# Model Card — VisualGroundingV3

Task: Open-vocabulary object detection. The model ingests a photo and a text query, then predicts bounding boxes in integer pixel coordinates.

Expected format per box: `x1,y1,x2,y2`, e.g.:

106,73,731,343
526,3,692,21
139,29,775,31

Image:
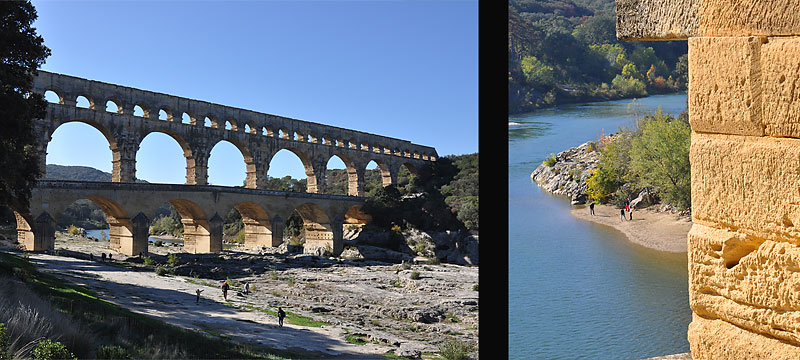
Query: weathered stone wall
618,2,800,358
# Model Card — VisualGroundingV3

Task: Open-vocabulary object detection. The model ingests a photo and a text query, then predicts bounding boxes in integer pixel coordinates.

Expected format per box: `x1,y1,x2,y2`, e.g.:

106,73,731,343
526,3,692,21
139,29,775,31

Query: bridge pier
303,217,345,256
183,217,222,254
15,212,56,252
108,214,150,256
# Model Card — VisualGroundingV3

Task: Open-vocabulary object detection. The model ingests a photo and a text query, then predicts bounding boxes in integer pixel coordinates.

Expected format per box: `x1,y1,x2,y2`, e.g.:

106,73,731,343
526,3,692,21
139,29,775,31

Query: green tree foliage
629,110,691,209
508,0,687,113
30,339,76,360
362,153,478,232
571,13,615,46
263,175,306,192
0,1,51,212
57,199,108,230
586,109,691,210
521,56,555,88
586,132,633,203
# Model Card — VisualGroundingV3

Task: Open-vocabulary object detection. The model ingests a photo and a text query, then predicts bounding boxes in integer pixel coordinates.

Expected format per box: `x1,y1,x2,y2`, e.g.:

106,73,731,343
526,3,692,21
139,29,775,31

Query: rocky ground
0,227,479,359
531,139,601,204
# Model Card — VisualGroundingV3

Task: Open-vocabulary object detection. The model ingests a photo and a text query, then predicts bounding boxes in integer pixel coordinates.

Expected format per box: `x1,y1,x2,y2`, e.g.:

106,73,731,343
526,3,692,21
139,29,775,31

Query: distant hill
45,164,111,182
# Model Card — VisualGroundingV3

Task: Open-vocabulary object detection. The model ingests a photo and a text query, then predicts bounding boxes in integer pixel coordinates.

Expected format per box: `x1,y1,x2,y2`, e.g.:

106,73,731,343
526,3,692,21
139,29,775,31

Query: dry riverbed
0,232,479,359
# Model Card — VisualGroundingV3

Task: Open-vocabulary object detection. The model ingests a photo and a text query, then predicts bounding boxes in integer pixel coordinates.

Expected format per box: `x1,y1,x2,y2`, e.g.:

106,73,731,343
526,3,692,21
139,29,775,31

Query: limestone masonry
618,1,800,358
13,71,437,257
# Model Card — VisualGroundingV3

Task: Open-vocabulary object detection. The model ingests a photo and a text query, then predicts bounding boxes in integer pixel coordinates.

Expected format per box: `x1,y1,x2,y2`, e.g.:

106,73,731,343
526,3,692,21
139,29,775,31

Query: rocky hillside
531,140,600,204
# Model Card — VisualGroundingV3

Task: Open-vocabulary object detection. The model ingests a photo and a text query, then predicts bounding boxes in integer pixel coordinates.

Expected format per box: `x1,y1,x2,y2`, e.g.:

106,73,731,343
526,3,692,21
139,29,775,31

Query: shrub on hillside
31,340,76,360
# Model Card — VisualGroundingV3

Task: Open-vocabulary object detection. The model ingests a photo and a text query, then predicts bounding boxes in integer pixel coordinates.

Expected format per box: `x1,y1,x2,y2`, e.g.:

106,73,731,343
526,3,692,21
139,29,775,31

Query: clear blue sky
36,0,478,186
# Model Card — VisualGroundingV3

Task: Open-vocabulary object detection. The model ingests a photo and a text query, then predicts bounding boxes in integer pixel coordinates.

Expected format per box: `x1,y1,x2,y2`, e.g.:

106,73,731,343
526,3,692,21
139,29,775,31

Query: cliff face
530,141,599,204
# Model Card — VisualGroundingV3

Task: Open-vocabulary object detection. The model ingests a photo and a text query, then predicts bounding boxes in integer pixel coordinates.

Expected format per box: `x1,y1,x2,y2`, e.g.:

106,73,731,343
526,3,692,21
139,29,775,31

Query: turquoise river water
508,93,691,359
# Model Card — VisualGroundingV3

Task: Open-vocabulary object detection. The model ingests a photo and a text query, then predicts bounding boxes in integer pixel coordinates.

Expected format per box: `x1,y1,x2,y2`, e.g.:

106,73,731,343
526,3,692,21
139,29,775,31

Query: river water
508,93,691,359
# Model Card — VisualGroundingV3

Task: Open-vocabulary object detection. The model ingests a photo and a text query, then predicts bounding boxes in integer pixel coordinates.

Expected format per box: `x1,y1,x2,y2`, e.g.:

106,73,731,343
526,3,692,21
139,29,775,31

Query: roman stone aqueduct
12,71,437,257
618,0,800,358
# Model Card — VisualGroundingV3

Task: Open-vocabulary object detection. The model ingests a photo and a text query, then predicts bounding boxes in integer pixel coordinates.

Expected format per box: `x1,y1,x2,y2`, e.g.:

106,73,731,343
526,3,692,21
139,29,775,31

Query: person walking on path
221,281,229,301
589,202,595,216
244,282,250,295
277,307,286,327
196,289,203,304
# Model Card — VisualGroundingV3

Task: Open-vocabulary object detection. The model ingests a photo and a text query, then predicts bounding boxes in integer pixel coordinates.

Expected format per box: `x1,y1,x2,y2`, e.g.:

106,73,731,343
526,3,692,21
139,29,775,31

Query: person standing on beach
589,202,595,216
221,281,229,301
277,307,286,327
620,208,626,222
196,289,203,304
629,207,633,221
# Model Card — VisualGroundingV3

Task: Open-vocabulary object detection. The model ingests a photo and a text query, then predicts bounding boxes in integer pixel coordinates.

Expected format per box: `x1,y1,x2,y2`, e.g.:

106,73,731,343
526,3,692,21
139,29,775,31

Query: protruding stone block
617,0,800,41
689,37,764,136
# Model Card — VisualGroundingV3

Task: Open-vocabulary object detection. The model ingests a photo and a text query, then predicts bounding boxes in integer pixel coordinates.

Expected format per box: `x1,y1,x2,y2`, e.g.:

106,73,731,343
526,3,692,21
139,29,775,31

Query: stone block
690,133,800,241
689,37,764,136
688,224,800,357
688,314,800,360
762,36,800,137
617,0,800,40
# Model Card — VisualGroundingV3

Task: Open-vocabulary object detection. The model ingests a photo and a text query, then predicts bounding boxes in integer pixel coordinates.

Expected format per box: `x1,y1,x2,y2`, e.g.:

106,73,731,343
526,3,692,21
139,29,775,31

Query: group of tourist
587,201,634,221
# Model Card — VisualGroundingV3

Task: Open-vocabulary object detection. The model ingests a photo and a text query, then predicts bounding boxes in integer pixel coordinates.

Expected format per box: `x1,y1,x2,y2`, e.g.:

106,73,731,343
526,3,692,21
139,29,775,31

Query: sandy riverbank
570,204,692,253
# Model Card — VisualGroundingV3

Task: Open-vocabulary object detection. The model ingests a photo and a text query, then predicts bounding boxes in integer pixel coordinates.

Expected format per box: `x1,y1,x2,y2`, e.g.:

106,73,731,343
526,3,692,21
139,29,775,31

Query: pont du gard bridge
13,70,437,257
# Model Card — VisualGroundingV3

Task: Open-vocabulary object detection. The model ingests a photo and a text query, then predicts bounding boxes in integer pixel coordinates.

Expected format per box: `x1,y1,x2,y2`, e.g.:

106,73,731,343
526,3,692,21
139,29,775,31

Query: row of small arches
43,90,435,161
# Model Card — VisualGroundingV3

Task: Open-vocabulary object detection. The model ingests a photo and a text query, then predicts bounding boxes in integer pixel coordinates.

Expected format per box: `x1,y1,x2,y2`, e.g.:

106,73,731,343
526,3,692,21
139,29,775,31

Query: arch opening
159,108,172,121
133,105,146,117
168,199,218,254
208,140,249,187
364,160,390,196
44,90,62,104
52,196,147,256
266,148,311,192
325,154,358,196
106,100,122,114
47,121,116,176
76,95,92,109
137,132,190,184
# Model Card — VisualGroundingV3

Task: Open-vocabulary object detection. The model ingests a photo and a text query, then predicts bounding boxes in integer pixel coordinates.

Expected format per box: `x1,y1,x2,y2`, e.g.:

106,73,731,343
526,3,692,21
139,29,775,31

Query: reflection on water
509,93,691,359
508,121,553,140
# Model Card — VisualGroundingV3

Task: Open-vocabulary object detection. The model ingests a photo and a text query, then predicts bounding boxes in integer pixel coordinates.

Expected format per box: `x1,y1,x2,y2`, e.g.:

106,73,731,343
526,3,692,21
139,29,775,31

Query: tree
629,110,691,209
0,1,51,212
520,56,555,88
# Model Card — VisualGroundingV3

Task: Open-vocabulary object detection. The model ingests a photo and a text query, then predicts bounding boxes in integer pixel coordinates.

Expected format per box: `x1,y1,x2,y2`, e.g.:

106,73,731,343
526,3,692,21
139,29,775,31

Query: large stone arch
292,202,343,255
46,119,118,175
137,130,195,184
168,199,220,254
232,201,278,249
272,146,321,193
328,152,361,196
207,138,265,189
366,158,396,188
